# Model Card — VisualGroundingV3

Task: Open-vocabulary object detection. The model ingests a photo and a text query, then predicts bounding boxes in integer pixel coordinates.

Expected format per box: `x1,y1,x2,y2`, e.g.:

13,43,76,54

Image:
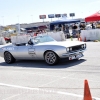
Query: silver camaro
0,35,86,65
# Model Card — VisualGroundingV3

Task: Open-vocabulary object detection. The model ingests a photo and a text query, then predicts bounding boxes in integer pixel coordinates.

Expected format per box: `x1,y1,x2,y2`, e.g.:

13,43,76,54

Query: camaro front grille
68,45,86,53
72,45,82,51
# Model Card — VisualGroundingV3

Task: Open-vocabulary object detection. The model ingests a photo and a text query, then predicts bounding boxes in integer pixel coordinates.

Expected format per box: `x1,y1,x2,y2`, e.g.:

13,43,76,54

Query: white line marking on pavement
2,92,27,100
39,74,74,87
0,82,100,100
23,71,63,78
0,68,63,78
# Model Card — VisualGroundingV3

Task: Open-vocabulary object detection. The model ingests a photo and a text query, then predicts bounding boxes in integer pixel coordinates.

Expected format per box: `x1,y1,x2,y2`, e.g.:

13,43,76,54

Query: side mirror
28,39,33,45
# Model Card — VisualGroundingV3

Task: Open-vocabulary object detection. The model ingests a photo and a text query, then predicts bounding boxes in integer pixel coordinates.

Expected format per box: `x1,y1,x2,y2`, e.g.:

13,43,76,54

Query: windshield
32,35,56,44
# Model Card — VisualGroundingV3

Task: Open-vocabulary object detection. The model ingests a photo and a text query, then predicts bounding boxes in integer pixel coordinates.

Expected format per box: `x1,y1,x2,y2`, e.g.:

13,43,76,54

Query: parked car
0,35,86,65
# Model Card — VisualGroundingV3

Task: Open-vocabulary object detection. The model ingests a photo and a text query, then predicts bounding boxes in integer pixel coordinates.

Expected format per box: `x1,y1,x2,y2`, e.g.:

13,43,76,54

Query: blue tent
50,18,80,25
50,18,80,30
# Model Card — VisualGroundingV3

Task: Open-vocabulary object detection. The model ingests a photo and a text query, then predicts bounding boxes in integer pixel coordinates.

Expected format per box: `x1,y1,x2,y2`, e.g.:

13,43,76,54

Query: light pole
31,15,33,23
16,16,20,34
1,16,4,26
81,12,83,18
17,15,19,23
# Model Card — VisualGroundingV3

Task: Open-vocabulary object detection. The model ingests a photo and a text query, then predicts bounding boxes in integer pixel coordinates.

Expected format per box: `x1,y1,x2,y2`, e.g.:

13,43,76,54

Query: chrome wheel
4,52,15,64
44,51,58,65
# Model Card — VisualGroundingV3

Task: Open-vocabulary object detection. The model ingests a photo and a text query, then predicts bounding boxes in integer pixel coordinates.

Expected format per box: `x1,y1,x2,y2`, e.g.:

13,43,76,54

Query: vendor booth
85,11,100,22
80,11,100,41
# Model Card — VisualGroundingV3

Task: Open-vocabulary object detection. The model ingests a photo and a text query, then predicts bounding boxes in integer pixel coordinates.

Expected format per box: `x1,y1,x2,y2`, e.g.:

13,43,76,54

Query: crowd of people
26,22,99,38
53,22,98,38
33,29,47,36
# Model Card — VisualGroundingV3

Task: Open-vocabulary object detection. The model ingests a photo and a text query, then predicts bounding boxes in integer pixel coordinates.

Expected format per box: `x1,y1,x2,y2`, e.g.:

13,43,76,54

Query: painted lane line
0,82,82,99
0,69,63,78
39,74,74,87
0,82,100,100
22,71,63,78
2,91,27,100
67,77,100,83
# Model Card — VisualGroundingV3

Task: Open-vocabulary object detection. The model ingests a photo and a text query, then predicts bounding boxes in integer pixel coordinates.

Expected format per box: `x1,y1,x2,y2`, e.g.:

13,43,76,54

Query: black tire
4,52,16,64
44,51,59,65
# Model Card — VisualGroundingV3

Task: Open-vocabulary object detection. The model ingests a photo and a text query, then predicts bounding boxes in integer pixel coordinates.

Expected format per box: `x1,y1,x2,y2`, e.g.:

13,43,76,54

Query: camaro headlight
81,45,84,48
69,47,72,51
67,48,69,52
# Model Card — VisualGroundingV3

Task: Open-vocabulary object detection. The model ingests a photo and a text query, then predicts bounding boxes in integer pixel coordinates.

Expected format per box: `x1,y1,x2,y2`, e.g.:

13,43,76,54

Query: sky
0,0,100,26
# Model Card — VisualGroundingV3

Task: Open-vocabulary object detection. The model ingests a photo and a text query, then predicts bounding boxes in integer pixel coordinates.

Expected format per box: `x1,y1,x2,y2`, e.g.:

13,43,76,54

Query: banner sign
62,13,67,17
81,29,100,41
48,14,54,18
39,15,46,19
55,14,61,18
69,13,75,17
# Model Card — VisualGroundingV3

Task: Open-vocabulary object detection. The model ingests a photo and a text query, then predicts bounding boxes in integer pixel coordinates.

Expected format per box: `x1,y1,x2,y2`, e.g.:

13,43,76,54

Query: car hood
0,43,12,48
36,41,85,47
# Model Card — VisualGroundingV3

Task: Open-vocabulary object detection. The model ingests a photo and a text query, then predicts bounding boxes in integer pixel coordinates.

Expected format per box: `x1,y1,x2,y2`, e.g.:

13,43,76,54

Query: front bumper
62,49,85,58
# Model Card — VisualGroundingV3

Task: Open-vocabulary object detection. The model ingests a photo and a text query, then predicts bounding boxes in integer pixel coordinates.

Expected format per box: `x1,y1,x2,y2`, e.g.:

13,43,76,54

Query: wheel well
43,50,59,58
4,51,9,55
4,51,16,64
4,51,14,58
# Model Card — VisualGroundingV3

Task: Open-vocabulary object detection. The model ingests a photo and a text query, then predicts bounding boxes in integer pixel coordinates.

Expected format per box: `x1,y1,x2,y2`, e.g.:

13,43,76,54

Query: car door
28,45,37,59
15,44,37,60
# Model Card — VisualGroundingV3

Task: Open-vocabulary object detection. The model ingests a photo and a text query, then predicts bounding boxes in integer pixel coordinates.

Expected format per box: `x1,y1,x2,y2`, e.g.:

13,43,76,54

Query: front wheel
44,51,59,65
4,52,16,64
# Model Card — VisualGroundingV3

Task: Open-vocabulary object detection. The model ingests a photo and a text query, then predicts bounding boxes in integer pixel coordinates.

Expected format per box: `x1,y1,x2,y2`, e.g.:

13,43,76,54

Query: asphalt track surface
0,42,100,100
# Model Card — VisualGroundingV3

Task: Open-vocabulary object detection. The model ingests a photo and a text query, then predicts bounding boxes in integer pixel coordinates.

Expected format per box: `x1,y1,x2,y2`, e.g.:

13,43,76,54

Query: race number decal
2,47,14,51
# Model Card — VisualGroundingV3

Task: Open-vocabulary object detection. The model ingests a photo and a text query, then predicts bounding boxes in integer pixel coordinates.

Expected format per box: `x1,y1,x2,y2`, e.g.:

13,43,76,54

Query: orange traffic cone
83,80,92,100
84,37,87,42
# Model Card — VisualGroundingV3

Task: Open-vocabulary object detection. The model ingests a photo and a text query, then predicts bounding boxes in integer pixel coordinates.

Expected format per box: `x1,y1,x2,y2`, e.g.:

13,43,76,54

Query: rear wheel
4,52,16,64
44,51,59,65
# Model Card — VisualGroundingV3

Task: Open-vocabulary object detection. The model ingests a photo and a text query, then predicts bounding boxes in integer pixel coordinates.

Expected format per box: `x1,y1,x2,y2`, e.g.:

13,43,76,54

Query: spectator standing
91,23,96,29
72,24,77,37
65,25,70,38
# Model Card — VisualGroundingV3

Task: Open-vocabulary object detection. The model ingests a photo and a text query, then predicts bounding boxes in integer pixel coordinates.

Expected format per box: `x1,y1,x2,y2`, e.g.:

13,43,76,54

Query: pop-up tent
85,11,100,22
50,18,80,25
50,17,80,30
